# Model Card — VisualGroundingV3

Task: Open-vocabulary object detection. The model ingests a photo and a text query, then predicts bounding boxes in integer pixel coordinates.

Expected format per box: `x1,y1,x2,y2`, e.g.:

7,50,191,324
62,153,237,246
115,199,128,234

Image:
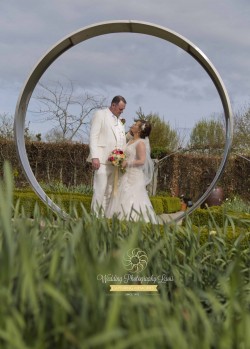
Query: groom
87,95,127,215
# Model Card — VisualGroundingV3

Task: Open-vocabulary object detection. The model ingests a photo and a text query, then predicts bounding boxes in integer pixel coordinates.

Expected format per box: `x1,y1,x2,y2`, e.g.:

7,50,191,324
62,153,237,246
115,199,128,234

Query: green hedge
158,196,181,213
49,193,92,215
184,206,250,229
14,191,92,216
186,206,224,227
14,190,181,216
188,224,250,248
14,191,46,216
13,192,250,248
149,197,164,215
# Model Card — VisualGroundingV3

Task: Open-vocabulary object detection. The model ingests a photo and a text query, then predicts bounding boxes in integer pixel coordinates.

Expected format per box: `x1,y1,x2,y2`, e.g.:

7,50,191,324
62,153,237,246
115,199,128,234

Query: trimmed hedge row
190,225,250,248
13,190,181,216
13,191,250,248
159,196,181,213
186,206,250,228
149,197,164,215
179,206,250,248
14,191,92,217
1,139,250,202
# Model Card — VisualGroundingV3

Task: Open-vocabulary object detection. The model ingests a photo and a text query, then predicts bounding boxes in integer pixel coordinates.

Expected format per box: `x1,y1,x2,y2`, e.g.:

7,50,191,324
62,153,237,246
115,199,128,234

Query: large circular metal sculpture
14,20,233,221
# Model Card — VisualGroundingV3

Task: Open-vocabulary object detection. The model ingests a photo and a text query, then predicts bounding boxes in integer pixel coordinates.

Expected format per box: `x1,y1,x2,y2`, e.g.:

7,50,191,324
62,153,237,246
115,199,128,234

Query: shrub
14,191,47,216
184,206,250,229
149,197,164,215
14,190,183,217
186,206,224,227
159,196,181,213
51,193,92,215
188,224,250,248
14,190,92,216
151,146,168,159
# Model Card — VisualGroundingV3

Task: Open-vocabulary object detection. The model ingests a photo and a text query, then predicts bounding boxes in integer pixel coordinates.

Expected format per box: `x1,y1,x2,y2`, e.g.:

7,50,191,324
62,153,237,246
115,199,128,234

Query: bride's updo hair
137,120,152,139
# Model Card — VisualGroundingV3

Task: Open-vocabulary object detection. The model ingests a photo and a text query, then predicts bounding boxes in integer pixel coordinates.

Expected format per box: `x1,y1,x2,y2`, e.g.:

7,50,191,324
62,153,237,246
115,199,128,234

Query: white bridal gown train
106,139,158,223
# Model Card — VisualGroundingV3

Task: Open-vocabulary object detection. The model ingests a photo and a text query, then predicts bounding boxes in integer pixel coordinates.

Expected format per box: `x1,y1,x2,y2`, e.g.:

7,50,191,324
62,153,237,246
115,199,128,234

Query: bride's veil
143,137,154,186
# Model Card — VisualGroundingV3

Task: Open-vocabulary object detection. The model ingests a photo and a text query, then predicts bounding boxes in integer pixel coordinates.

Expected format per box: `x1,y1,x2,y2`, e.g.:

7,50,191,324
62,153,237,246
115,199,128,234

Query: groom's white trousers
91,164,115,216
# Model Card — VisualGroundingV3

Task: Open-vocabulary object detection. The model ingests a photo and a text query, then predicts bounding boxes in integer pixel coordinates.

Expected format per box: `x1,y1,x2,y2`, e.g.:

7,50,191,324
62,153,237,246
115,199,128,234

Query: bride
106,119,157,223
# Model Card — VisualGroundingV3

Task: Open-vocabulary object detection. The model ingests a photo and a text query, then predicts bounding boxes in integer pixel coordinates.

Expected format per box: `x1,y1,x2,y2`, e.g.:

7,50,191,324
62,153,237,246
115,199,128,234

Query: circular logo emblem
122,248,148,273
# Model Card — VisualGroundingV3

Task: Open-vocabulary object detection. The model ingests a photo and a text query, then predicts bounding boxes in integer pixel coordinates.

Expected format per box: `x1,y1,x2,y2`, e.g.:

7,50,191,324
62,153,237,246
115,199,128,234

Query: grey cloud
1,0,250,126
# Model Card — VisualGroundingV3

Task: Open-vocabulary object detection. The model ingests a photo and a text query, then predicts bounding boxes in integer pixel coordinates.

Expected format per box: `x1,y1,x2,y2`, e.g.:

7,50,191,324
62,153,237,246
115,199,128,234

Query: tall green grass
0,162,250,348
39,181,93,195
222,195,250,214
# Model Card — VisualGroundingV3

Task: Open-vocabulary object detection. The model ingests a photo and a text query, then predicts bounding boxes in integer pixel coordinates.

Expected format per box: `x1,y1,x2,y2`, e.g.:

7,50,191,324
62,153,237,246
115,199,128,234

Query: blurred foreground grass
1,162,250,349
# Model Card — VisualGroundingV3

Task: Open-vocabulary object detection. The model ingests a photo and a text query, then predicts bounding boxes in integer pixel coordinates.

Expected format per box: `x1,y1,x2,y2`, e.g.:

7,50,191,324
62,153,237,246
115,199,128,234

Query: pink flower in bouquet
108,148,126,173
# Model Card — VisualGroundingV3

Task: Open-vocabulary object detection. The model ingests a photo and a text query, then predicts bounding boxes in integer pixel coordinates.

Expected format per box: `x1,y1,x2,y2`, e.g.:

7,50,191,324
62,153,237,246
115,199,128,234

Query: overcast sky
1,0,250,141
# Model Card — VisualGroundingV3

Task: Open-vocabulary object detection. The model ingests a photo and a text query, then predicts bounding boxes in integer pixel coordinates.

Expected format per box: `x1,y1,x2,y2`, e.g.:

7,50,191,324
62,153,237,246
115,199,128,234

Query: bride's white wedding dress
106,139,157,223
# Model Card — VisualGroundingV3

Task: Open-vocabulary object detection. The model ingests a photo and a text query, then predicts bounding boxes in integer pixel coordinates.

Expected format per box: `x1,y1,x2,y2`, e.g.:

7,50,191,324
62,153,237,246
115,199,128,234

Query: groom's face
110,101,126,117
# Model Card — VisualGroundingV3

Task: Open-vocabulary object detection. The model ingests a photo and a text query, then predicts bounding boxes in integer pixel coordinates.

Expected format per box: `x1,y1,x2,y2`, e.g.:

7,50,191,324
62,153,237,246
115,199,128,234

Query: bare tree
0,113,14,139
0,113,39,141
33,80,106,142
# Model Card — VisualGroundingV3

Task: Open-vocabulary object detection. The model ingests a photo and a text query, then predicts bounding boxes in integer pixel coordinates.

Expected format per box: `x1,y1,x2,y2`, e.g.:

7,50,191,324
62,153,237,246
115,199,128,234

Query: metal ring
14,20,233,220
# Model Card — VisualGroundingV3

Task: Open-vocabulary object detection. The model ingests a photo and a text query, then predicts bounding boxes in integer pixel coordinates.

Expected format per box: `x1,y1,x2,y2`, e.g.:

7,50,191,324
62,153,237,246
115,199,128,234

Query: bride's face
130,121,141,136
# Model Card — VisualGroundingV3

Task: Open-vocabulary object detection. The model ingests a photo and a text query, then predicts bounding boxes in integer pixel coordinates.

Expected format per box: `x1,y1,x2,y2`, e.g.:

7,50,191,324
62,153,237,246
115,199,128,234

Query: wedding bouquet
108,148,126,173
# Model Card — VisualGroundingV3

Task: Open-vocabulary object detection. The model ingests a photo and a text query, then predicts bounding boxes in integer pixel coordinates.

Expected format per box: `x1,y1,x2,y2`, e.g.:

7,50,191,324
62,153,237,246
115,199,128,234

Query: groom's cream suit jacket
87,108,126,164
